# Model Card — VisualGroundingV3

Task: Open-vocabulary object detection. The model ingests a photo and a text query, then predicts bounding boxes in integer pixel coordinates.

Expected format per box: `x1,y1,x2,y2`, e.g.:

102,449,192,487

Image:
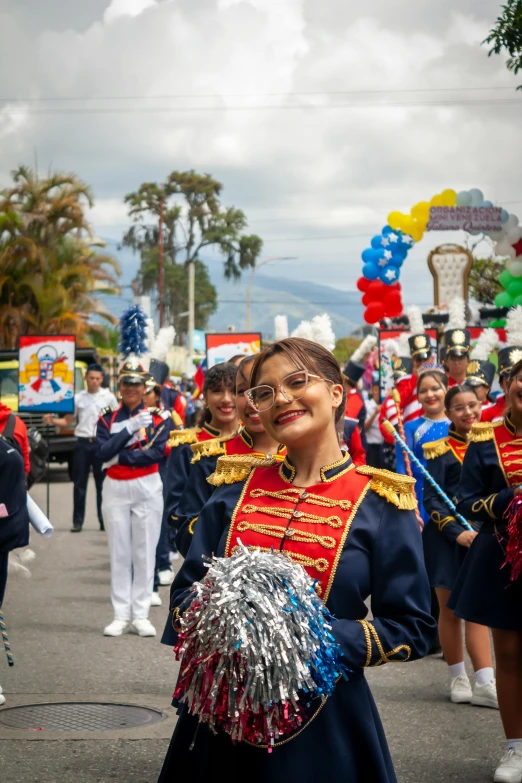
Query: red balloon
513,239,522,257
386,302,403,317
357,276,370,292
364,302,386,324
362,292,374,306
386,291,401,307
368,280,385,294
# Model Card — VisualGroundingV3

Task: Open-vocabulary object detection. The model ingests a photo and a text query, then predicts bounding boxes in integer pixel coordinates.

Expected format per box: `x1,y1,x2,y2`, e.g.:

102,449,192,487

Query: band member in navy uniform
342,358,367,447
423,384,497,708
449,359,522,783
96,359,169,638
156,360,186,426
465,360,496,416
444,328,471,387
482,346,522,424
159,337,436,783
342,416,366,466
173,357,285,558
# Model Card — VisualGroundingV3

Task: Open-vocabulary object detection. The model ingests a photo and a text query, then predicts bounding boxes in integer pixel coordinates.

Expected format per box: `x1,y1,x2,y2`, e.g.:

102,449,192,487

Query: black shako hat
148,358,170,385
342,359,365,383
498,346,522,377
119,358,147,385
408,333,432,360
465,360,496,388
392,356,413,379
444,328,471,357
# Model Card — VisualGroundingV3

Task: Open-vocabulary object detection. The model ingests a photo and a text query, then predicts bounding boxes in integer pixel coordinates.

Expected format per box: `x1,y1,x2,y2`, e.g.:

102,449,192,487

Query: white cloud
104,0,158,23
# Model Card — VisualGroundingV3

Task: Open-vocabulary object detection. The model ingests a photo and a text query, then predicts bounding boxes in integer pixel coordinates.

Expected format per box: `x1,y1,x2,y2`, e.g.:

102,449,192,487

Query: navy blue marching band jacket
422,429,471,591
158,452,436,783
95,403,170,480
448,415,522,630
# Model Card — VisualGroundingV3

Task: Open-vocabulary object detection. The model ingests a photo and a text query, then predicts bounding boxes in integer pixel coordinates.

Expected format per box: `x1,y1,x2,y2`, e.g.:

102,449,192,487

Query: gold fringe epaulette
356,466,417,510
168,428,200,449
191,437,226,462
207,455,278,486
422,438,450,460
469,421,497,443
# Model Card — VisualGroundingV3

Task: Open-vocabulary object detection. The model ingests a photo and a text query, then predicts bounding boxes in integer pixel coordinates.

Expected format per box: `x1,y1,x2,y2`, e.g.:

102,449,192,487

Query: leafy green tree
122,171,263,343
484,0,522,88
333,337,362,366
468,257,505,304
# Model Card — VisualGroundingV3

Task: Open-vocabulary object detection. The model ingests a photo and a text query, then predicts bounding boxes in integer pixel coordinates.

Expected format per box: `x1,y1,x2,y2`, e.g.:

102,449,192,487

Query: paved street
0,471,505,782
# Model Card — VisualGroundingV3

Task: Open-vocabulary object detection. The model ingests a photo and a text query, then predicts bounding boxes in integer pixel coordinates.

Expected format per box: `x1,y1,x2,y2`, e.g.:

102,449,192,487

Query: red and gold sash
224,461,371,601
447,435,468,464
493,420,522,487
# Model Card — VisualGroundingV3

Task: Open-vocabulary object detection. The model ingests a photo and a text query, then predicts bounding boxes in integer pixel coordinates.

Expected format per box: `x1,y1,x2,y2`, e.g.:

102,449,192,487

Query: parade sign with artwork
18,335,76,413
205,332,261,368
378,329,437,401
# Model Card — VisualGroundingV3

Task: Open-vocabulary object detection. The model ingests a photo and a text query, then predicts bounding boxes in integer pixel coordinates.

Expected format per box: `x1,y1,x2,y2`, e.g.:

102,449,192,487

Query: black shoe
70,524,82,533
99,524,105,532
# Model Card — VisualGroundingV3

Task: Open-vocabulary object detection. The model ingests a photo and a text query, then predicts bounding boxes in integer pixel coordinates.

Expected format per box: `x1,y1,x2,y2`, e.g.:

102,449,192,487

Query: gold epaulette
356,465,417,511
191,437,226,462
207,454,278,486
168,428,200,448
469,421,496,443
422,438,450,460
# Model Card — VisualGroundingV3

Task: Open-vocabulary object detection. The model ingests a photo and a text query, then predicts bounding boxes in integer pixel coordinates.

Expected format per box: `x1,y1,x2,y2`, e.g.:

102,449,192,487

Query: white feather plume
382,339,399,357
144,317,155,355
470,328,499,361
291,319,314,341
398,332,410,356
407,306,424,336
310,314,336,352
351,334,377,363
274,315,289,341
151,326,176,361
506,305,522,347
448,297,466,330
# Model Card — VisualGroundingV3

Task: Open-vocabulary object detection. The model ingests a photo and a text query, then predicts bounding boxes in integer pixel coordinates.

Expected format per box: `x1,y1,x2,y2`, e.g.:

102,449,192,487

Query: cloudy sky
0,0,520,312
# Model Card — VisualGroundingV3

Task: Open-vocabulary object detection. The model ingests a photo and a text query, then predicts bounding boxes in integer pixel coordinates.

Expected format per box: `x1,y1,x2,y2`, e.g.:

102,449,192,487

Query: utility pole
158,195,165,327
246,256,297,330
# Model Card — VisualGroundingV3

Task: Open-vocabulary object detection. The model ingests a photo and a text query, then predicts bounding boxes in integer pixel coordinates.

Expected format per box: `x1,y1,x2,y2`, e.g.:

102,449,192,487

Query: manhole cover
0,702,164,732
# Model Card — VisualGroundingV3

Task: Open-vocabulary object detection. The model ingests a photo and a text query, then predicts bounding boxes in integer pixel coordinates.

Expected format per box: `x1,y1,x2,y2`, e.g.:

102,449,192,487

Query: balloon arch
356,188,522,324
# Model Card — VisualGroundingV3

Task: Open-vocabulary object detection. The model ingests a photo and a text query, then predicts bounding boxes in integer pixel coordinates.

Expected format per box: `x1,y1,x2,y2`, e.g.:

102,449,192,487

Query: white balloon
507,226,522,244
506,214,520,230
496,239,513,255
489,229,507,242
507,259,522,276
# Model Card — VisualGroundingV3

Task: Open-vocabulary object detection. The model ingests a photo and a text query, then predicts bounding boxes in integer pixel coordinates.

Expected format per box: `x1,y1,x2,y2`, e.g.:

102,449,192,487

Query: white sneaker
150,592,162,607
103,619,130,637
471,679,499,709
0,685,5,706
450,674,472,703
158,569,174,586
494,749,522,783
131,618,156,637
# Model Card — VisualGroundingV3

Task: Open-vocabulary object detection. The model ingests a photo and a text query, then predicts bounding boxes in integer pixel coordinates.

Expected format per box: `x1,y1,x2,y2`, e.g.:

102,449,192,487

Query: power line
2,98,522,115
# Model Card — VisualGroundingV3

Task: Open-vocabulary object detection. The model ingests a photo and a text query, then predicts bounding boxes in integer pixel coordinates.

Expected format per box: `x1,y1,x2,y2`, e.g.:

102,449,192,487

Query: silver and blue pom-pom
173,543,349,749
118,305,149,357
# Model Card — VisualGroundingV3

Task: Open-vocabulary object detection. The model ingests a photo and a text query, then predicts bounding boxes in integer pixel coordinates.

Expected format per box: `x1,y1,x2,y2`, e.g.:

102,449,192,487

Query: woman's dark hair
508,358,522,382
236,355,256,387
228,354,247,367
196,363,237,426
444,383,479,411
249,337,346,423
416,369,448,394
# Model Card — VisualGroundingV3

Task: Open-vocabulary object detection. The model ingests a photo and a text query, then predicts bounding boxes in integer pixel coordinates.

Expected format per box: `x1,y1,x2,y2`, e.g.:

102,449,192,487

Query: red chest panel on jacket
224,462,371,600
447,436,468,464
494,423,522,487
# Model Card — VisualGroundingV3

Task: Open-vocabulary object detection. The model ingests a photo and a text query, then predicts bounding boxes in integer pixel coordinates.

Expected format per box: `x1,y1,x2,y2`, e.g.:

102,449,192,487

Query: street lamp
246,256,297,330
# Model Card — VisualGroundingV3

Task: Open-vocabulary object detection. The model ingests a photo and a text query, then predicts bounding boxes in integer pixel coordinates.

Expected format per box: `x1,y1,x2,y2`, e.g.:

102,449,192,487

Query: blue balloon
392,244,408,260
382,225,393,235
501,209,509,224
456,190,472,207
380,265,400,285
362,263,380,280
371,235,383,249
389,253,404,267
362,247,376,263
480,200,493,207
469,188,484,206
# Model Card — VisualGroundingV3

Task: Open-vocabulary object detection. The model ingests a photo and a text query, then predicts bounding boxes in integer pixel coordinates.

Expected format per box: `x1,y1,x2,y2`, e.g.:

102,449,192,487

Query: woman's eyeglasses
246,370,330,412
450,402,481,413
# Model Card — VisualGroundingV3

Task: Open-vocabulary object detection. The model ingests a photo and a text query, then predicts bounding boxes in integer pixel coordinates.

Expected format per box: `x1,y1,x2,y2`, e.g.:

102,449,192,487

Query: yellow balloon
441,188,457,207
388,211,403,231
430,194,444,207
399,215,415,234
410,222,424,242
411,201,430,222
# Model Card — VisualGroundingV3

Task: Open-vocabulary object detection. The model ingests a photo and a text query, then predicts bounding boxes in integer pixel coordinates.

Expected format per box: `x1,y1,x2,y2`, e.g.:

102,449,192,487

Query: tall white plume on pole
506,306,522,347
470,329,499,361
310,314,336,352
291,319,314,341
448,297,467,330
351,335,377,363
274,315,289,341
398,332,411,356
407,306,424,336
382,339,399,358
151,326,176,361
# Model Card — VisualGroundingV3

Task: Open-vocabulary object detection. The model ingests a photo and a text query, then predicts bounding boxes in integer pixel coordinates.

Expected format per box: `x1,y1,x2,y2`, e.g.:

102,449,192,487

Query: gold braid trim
207,455,277,486
231,544,329,575
190,438,226,462
422,438,450,460
187,517,198,535
469,421,494,443
242,503,343,529
471,494,497,519
356,466,417,510
430,511,456,531
249,487,352,510
358,619,412,666
168,428,200,448
236,520,336,549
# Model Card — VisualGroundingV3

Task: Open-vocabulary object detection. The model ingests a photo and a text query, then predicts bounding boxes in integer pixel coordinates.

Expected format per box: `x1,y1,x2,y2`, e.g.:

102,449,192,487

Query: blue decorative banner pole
382,420,473,531
0,609,14,666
